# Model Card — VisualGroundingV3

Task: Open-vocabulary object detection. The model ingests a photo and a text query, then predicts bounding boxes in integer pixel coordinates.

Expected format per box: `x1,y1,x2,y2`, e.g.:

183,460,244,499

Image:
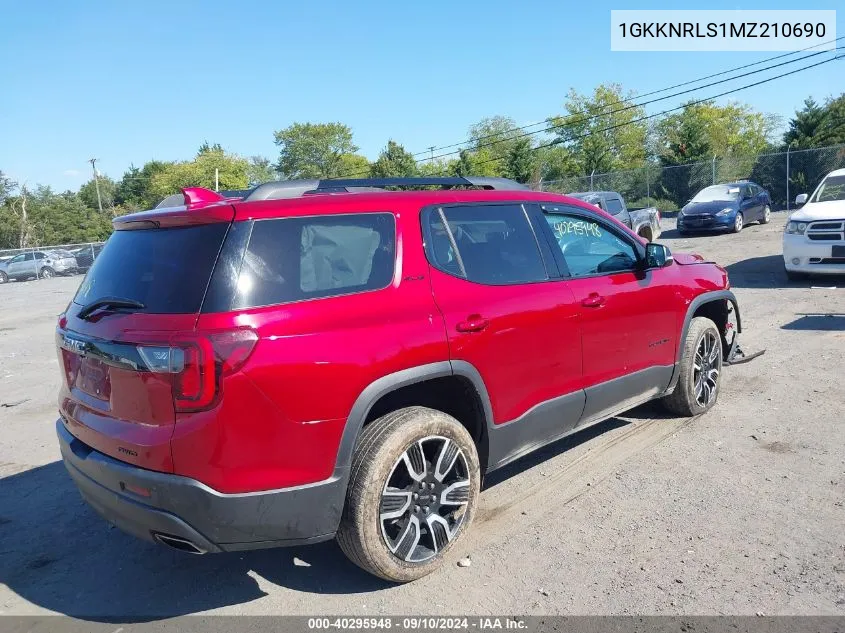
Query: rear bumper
57,420,345,552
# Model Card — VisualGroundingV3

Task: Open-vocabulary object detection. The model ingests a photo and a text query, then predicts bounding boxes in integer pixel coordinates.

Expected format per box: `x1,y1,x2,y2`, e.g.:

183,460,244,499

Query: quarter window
427,204,547,285
233,213,396,308
542,210,639,277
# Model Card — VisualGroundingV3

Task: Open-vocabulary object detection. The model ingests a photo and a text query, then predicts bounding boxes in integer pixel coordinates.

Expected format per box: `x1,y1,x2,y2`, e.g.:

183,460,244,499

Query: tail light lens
135,329,258,413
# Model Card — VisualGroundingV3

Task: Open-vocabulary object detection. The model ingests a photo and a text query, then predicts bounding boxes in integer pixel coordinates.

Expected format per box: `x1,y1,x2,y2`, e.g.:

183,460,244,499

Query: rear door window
233,213,395,309
75,223,230,314
426,204,548,285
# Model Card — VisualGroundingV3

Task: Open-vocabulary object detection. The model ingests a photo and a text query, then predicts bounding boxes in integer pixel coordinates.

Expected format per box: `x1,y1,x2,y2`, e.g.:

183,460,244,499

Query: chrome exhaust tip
153,533,206,555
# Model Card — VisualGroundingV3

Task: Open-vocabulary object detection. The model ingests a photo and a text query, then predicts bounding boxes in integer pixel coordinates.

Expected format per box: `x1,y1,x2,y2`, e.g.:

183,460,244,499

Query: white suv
784,168,845,281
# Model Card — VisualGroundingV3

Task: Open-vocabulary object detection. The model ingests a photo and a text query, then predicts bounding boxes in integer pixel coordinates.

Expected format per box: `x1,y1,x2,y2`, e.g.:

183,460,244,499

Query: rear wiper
78,296,146,320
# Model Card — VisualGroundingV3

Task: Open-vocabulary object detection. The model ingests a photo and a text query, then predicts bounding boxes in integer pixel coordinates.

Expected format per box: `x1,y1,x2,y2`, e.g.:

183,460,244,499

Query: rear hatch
57,210,233,472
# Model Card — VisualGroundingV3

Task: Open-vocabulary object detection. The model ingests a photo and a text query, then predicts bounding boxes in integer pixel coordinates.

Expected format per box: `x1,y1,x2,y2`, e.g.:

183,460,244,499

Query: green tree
79,174,117,211
273,122,358,178
549,84,648,176
114,161,172,211
467,116,523,175
783,95,845,149
247,156,279,186
448,149,499,177
0,170,15,204
369,140,419,177
336,154,370,178
503,137,535,183
148,151,249,202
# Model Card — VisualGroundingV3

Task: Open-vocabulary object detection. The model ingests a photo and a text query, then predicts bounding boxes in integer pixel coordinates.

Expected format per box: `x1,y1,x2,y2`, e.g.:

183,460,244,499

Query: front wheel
732,213,744,233
661,317,723,417
337,407,480,582
760,205,771,224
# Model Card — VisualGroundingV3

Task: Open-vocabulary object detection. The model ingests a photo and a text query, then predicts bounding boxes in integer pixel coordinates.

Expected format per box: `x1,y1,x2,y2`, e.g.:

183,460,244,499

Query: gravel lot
1,213,844,619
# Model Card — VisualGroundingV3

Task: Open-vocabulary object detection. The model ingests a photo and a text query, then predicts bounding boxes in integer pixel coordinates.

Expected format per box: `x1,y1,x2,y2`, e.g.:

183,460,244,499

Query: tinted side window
543,211,638,277
428,204,547,285
605,197,624,215
234,213,395,309
34,252,45,260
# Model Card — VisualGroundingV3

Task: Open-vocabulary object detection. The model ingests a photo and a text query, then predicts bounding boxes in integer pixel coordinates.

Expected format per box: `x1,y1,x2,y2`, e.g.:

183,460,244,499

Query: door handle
581,293,606,308
456,315,489,333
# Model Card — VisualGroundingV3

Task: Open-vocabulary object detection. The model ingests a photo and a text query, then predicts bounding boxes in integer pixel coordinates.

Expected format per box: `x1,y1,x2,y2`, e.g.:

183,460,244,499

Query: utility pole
88,158,103,213
215,168,219,192
428,146,435,162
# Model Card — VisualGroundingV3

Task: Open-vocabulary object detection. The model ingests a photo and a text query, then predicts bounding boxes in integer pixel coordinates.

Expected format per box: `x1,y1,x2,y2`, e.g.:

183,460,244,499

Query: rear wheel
732,213,744,233
760,205,771,224
662,317,723,417
337,406,480,582
40,266,55,279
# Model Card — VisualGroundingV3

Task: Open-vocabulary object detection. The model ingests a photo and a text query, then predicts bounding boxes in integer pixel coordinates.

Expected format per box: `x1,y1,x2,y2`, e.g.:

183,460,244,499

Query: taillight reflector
133,329,258,413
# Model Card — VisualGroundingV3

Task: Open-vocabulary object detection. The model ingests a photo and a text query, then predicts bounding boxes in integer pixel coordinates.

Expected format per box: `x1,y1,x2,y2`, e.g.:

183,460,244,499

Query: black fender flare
666,289,742,393
332,360,495,477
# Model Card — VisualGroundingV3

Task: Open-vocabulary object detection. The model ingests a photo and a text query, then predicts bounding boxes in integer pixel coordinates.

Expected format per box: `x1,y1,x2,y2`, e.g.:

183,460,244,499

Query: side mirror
645,243,673,269
795,193,808,206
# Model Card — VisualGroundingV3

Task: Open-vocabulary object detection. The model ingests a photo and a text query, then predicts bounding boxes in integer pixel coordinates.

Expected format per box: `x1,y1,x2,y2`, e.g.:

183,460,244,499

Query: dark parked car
56,177,742,582
70,243,105,273
677,181,772,234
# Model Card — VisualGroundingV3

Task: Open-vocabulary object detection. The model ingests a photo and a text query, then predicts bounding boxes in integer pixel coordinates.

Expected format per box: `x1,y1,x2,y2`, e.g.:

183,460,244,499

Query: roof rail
243,176,528,202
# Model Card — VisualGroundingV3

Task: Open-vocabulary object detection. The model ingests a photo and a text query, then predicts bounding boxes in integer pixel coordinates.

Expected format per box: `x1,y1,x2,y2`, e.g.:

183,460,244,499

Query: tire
662,317,723,417
337,406,481,582
39,266,55,279
0,271,7,284
732,212,744,233
760,205,771,224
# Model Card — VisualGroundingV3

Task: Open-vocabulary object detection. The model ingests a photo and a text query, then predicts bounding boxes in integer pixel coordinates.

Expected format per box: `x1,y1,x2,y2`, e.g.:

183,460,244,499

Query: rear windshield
74,224,229,314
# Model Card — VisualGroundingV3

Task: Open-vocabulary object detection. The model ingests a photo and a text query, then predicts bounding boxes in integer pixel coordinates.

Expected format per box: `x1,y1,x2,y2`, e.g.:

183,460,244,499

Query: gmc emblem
63,336,88,356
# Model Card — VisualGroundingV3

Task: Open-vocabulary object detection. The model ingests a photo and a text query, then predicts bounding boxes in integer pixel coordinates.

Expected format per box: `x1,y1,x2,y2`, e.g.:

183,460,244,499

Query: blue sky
0,0,842,190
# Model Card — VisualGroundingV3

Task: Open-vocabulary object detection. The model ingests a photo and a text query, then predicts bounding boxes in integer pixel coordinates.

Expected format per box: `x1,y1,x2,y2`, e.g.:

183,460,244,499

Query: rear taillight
135,329,258,413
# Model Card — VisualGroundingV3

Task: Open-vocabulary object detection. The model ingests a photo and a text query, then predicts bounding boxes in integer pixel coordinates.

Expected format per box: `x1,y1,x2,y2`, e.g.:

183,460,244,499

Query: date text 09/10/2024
307,617,528,630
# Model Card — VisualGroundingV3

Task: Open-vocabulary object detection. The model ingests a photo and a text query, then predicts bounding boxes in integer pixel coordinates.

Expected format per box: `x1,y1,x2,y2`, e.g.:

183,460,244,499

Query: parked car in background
677,182,771,235
70,243,105,273
55,177,741,582
0,249,77,283
568,191,662,242
783,168,845,280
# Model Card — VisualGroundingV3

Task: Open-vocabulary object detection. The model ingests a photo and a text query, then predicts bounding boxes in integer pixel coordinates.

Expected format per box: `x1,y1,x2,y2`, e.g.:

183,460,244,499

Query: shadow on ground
782,313,845,331
724,255,845,289
0,405,663,621
0,461,389,621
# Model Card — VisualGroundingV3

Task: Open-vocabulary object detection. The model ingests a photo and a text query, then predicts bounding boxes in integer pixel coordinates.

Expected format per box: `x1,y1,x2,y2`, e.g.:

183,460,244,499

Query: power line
334,49,842,179
468,53,844,171
410,35,845,159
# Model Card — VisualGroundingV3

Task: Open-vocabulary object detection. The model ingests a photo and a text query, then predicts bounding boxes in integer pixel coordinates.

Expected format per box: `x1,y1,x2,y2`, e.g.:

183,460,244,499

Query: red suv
56,177,741,582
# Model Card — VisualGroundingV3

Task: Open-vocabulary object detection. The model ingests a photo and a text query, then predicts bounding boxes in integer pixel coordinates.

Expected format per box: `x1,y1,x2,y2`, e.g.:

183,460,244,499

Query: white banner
611,10,837,52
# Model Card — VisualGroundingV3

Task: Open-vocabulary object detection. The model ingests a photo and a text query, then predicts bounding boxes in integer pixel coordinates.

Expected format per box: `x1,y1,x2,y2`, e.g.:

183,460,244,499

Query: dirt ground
1,213,844,619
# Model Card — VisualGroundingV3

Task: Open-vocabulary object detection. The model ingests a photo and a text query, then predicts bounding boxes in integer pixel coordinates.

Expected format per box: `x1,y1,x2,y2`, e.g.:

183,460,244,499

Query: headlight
786,221,807,234
716,207,734,217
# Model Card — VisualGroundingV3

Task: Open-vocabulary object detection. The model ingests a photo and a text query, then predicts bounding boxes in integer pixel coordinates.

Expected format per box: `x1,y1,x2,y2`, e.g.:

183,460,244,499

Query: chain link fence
537,143,845,212
0,242,105,284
